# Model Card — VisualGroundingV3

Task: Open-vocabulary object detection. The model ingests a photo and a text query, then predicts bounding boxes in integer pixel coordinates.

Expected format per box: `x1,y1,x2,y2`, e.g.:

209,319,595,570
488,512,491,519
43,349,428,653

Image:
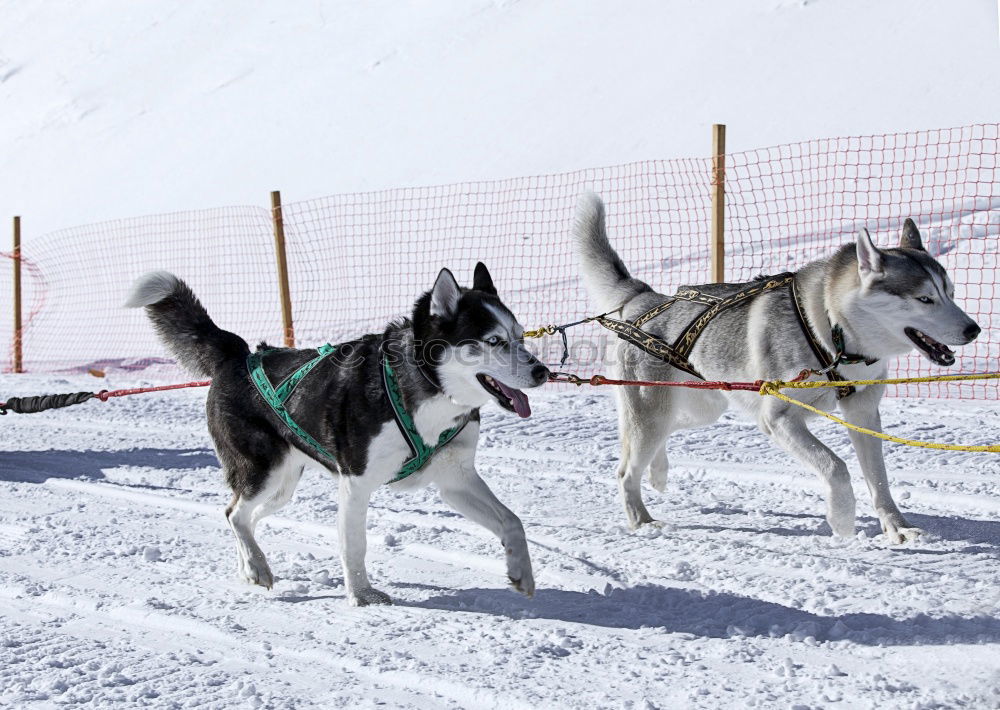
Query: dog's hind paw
826,491,857,538
348,586,392,607
624,503,659,531
627,514,662,531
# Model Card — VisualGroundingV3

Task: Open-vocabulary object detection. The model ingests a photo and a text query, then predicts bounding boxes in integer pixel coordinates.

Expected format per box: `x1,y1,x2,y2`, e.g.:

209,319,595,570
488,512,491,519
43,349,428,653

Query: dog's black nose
531,364,550,383
964,322,981,342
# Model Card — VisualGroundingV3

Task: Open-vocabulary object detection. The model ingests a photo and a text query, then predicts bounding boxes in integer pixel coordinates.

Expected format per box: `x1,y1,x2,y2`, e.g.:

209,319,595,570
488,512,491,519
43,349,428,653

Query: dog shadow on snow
410,509,1000,646
0,448,219,489
410,583,1000,647
685,504,1000,553
895,512,1000,554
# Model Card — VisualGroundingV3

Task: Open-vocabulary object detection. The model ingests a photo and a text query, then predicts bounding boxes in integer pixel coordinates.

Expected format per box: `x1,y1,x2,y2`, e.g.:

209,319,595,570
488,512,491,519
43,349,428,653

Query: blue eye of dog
485,335,504,346
916,296,934,304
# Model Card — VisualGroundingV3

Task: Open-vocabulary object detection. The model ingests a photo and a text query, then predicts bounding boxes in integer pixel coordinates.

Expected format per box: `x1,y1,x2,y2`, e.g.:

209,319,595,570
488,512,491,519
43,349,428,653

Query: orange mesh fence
280,158,712,370
9,207,280,374
4,124,997,399
0,250,45,371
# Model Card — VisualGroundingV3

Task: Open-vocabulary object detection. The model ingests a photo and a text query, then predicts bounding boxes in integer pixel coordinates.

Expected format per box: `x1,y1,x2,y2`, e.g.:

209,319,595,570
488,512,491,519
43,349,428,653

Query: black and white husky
574,193,980,543
126,264,548,605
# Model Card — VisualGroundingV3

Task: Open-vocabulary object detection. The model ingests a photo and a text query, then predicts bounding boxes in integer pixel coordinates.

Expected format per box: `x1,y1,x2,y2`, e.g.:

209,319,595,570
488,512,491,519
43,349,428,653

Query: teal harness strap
248,344,339,466
247,344,467,485
382,355,468,484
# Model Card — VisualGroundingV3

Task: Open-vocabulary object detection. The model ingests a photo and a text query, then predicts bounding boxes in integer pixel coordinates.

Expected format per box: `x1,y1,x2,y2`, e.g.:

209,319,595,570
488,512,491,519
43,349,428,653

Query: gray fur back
573,193,651,312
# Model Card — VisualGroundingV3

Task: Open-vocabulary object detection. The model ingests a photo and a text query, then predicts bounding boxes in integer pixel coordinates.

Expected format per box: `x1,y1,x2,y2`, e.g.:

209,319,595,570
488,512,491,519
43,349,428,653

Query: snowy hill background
1,0,999,236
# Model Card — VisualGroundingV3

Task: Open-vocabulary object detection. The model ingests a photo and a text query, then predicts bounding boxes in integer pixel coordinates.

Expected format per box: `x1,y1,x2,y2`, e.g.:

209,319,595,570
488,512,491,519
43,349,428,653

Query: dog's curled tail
125,271,249,377
572,192,651,312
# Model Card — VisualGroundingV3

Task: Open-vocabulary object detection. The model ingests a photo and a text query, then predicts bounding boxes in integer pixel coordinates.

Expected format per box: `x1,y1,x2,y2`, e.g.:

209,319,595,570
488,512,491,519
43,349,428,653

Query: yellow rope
768,371,1000,390
758,374,1000,452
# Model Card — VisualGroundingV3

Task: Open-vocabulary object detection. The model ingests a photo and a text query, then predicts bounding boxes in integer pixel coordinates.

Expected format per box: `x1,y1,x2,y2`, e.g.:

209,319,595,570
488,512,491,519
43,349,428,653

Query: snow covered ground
2,374,998,708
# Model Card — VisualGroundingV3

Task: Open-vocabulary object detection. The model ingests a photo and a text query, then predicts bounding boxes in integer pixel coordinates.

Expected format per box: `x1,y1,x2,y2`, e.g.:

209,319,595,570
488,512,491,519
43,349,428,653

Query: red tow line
548,372,764,392
2,370,794,415
94,380,211,401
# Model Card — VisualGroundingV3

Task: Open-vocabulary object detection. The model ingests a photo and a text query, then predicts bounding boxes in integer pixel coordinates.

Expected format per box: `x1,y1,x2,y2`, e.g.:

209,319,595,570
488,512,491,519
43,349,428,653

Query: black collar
829,324,878,370
789,276,877,399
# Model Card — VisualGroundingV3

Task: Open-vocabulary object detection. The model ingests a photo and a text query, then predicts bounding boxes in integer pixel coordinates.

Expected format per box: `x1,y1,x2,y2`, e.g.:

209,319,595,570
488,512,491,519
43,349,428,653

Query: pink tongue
495,380,531,418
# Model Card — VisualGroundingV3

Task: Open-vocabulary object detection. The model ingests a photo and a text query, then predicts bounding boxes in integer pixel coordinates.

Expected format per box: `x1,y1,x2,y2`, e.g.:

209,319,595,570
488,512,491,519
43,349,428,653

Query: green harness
247,345,467,484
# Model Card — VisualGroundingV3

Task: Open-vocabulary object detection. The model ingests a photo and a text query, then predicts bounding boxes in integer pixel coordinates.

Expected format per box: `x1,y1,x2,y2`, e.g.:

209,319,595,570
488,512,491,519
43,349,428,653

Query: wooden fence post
711,123,726,283
12,216,23,373
270,191,295,348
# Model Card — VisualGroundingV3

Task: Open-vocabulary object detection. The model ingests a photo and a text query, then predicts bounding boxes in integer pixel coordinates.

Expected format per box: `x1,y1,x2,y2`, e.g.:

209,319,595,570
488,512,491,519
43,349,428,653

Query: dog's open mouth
905,327,956,366
477,374,531,418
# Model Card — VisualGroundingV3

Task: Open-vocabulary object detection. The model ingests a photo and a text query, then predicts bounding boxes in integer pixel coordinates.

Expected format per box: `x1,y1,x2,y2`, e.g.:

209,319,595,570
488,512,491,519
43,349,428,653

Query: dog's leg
227,492,276,589
339,473,390,606
225,460,305,589
437,466,534,597
648,447,669,493
648,389,723,495
616,388,669,529
839,386,921,544
760,402,857,537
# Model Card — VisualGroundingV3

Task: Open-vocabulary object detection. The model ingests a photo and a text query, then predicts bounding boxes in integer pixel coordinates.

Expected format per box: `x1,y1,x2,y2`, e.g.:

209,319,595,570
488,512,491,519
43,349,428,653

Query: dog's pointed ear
430,268,461,318
473,262,497,295
856,228,885,281
899,218,924,251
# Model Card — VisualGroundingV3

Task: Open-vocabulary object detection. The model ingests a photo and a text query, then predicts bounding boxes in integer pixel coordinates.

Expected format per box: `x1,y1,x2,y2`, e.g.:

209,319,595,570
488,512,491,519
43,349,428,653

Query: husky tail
125,271,249,377
572,193,651,312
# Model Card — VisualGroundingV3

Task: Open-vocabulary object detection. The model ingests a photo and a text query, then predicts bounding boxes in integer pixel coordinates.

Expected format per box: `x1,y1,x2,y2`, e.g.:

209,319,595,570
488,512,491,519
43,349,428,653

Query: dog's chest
834,359,887,392
352,396,472,486
410,396,470,444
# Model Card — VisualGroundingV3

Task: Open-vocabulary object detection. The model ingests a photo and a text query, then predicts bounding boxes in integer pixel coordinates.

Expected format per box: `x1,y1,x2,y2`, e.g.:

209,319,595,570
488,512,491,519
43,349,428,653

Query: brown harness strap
630,288,721,328
596,272,859,399
597,274,794,381
671,275,794,360
788,278,855,399
595,315,705,378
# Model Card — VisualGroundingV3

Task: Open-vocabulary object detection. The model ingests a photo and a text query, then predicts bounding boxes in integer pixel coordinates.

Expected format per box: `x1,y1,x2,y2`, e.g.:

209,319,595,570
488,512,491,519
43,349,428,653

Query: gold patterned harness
594,272,861,399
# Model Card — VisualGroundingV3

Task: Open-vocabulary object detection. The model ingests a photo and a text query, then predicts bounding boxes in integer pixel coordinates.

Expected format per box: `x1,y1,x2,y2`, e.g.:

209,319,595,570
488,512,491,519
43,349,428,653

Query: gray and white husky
126,264,548,605
574,193,980,543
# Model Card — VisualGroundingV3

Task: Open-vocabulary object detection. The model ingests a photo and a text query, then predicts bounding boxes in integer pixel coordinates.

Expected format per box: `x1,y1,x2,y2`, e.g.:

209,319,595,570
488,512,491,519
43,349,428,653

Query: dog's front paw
506,549,534,598
508,570,535,598
885,527,923,544
881,514,923,544
239,558,274,590
348,586,392,607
